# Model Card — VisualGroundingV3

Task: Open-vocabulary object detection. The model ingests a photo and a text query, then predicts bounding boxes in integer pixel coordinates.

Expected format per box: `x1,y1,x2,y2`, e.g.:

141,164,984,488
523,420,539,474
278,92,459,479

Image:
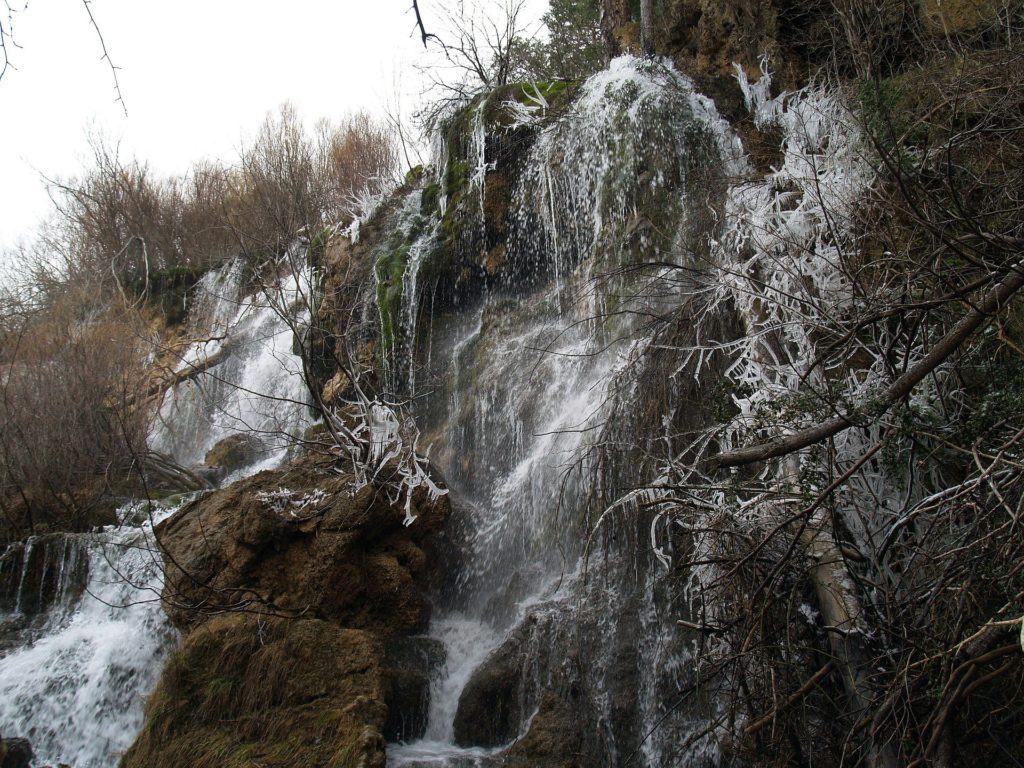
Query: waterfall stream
0,53,871,767
389,57,737,766
0,259,315,766
149,257,314,476
0,518,176,768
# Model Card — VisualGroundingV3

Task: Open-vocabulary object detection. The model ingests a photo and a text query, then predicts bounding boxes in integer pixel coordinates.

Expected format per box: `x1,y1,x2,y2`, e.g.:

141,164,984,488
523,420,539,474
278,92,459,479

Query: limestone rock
156,455,448,635
120,615,388,768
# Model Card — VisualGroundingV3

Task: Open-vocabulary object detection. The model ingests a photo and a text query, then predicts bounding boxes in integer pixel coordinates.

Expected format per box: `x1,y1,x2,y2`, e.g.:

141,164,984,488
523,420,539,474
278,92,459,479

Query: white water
0,55,879,767
0,258,319,765
389,53,873,767
0,515,176,767
389,57,735,766
149,257,313,474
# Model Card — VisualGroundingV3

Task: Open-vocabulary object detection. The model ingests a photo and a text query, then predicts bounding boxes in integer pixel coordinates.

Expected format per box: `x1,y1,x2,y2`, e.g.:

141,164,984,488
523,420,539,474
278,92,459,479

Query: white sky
0,0,545,258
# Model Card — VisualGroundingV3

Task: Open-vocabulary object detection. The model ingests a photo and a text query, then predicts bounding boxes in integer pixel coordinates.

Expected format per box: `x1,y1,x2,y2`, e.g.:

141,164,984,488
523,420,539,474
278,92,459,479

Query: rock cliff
121,454,450,768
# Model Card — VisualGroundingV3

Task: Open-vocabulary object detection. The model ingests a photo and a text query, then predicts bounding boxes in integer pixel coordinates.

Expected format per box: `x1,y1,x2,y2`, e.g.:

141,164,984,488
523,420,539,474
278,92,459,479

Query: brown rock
120,615,388,768
321,370,352,406
126,455,452,765
156,456,449,636
202,433,265,478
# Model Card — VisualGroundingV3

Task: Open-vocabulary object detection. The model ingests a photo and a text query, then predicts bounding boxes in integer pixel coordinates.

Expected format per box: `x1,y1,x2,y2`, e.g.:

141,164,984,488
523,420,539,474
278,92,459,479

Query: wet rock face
659,0,780,74
453,630,529,748
0,535,88,617
126,453,451,767
452,606,593,754
0,736,33,768
383,636,446,742
452,611,597,764
0,536,89,653
157,455,448,635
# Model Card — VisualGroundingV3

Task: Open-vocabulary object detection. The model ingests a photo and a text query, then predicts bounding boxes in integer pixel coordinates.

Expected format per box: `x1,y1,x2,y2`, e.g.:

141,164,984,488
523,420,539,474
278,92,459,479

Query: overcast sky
0,0,545,257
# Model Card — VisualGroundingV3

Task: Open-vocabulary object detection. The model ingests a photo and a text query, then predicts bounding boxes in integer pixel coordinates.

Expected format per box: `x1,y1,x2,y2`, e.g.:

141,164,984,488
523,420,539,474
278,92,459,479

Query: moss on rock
120,615,388,768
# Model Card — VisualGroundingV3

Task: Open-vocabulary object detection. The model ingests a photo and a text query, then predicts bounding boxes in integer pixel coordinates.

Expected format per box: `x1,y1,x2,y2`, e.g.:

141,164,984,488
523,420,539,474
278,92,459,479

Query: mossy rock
120,615,388,768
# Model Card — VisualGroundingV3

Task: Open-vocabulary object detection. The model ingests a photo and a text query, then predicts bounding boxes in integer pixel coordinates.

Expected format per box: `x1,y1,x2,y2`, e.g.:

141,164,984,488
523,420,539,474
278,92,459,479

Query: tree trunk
601,0,635,59
640,0,654,55
801,510,897,768
787,458,896,768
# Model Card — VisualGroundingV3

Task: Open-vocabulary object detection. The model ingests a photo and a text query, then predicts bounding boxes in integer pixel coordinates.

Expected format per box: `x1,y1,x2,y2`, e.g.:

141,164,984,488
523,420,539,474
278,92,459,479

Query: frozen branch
710,262,1024,470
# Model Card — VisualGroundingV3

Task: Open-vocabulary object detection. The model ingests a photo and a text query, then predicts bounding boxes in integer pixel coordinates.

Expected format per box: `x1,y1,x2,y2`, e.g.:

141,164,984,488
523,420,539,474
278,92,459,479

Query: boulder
126,453,452,766
453,608,565,749
202,433,266,479
121,615,388,768
0,736,33,768
156,455,448,635
383,636,446,742
452,632,529,748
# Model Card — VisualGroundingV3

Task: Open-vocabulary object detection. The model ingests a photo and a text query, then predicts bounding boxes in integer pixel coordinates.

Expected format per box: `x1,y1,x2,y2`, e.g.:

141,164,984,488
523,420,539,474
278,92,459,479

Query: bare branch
710,261,1024,470
81,0,127,116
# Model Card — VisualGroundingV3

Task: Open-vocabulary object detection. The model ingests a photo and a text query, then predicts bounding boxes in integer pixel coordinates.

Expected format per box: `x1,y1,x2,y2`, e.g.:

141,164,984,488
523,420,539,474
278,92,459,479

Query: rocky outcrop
0,736,32,768
201,433,266,481
156,455,447,634
123,454,450,767
122,615,389,768
0,535,89,652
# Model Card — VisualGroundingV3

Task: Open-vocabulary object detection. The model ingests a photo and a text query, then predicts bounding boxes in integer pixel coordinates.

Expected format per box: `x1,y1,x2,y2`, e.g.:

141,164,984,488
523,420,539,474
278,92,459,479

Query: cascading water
0,52,876,767
387,57,740,766
0,515,176,768
0,257,318,765
149,256,314,476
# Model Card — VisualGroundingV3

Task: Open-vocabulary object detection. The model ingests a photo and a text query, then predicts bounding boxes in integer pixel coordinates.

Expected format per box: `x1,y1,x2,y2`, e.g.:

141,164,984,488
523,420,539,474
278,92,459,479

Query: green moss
484,80,578,131
405,164,426,185
421,183,441,216
444,159,471,202
501,80,572,107
374,244,411,359
308,225,333,271
122,617,386,768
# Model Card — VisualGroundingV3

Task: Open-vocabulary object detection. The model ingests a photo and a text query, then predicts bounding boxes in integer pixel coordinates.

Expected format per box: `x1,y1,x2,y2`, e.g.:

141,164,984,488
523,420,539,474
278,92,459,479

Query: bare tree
413,0,536,125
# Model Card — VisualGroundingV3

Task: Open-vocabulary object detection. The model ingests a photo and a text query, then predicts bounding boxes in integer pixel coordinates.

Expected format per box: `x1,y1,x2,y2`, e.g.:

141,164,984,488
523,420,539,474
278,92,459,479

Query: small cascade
389,57,736,765
0,251,323,765
0,534,88,623
0,514,178,768
148,256,314,477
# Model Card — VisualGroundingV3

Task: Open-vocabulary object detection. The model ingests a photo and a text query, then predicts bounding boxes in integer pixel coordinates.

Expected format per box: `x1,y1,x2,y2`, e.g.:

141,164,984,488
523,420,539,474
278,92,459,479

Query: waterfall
0,256,318,765
388,57,736,766
148,256,314,477
0,515,176,768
